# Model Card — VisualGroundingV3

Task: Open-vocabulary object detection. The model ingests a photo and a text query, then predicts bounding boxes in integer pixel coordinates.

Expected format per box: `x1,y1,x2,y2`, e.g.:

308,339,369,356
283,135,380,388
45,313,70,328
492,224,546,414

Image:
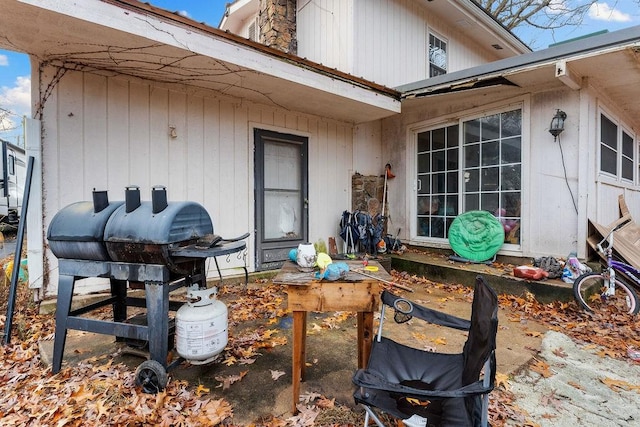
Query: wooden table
273,259,390,413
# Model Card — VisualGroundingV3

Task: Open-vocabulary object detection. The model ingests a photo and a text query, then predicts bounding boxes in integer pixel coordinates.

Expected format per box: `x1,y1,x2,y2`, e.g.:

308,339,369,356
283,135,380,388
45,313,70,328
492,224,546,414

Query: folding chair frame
353,276,497,427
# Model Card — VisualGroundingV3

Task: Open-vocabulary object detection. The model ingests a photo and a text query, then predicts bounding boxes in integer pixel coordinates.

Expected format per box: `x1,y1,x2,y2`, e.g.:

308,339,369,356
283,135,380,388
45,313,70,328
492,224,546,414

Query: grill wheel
135,359,168,393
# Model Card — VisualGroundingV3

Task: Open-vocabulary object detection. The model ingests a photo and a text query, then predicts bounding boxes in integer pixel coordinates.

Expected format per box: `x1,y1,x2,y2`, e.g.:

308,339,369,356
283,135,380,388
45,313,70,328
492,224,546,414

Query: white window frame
598,109,637,185
428,31,448,78
408,101,527,253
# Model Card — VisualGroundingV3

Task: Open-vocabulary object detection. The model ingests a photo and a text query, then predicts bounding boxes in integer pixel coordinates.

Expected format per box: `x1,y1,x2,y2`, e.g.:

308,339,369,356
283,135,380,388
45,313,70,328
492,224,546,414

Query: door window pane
501,165,521,191
463,108,522,245
416,124,459,239
464,120,480,144
502,109,522,137
501,137,521,164
481,115,500,141
264,141,302,240
465,145,480,167
481,141,499,166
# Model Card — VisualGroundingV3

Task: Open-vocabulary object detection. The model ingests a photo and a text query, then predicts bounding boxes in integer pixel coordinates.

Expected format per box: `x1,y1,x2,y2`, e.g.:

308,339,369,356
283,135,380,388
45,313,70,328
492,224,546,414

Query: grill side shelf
169,240,246,259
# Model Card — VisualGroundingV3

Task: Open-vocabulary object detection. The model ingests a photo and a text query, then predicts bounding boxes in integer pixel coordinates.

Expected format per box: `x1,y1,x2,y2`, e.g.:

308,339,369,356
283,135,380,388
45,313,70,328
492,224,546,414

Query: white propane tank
175,288,228,364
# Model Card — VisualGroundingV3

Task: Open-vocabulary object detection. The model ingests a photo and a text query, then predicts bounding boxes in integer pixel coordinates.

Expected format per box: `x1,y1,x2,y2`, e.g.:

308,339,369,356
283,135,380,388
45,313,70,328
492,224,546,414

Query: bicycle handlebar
597,219,631,254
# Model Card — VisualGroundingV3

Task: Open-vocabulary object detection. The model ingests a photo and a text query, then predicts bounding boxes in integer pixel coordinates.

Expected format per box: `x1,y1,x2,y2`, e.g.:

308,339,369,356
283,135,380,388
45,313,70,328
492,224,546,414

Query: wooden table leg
357,311,374,369
292,310,307,413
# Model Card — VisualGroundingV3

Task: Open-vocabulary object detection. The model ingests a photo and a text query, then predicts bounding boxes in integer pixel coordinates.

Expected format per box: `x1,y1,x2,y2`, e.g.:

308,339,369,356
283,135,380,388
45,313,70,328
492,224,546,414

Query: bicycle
573,220,640,315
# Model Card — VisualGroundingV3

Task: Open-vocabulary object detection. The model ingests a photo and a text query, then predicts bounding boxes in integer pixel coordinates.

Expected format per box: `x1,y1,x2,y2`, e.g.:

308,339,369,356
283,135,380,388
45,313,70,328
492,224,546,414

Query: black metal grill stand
52,240,247,374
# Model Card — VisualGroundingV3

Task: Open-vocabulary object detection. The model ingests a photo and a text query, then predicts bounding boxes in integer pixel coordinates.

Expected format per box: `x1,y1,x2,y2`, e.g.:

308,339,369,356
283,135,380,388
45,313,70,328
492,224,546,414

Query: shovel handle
353,268,414,292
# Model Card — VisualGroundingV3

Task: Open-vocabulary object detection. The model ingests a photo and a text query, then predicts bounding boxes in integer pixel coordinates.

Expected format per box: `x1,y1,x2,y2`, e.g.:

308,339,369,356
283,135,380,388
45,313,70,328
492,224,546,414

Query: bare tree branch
477,0,599,31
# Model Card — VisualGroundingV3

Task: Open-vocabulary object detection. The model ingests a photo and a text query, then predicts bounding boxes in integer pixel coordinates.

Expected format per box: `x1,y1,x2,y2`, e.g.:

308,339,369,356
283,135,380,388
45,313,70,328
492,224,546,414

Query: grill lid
103,201,213,245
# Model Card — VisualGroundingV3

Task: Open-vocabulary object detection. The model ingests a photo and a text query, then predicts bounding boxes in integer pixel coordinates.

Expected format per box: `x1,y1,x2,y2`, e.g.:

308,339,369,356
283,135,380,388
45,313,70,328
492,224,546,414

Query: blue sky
1,0,639,143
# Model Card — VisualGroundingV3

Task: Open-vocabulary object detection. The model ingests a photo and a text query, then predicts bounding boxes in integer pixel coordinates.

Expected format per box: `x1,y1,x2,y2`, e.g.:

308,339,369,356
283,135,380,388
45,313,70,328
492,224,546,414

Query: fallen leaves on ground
2,255,640,426
600,377,640,393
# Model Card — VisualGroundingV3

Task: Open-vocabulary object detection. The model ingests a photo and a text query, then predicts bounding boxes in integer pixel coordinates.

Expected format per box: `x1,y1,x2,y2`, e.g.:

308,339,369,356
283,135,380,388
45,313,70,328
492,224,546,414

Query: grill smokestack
92,189,109,213
152,185,168,214
125,186,141,213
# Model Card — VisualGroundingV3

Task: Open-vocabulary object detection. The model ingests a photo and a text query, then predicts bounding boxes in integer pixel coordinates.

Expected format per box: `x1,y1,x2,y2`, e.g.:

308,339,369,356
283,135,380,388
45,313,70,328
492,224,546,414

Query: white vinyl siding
296,0,502,88
40,65,355,294
297,0,354,75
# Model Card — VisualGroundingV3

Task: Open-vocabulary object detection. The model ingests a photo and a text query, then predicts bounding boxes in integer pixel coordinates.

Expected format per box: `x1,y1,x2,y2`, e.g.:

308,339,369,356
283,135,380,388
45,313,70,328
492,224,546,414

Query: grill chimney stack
92,189,109,213
125,186,141,213
152,185,168,214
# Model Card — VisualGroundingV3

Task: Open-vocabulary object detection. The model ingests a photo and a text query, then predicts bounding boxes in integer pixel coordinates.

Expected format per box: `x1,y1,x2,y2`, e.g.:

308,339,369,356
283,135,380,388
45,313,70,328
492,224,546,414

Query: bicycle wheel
573,272,640,314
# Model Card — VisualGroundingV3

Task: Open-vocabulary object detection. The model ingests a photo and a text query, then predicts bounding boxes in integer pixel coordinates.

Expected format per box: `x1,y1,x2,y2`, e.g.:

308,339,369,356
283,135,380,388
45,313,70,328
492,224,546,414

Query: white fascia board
22,0,400,114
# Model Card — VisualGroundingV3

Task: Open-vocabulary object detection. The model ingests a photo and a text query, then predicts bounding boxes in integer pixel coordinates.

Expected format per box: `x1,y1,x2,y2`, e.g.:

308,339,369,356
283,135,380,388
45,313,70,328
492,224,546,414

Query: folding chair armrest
221,232,250,242
353,369,493,400
381,290,471,331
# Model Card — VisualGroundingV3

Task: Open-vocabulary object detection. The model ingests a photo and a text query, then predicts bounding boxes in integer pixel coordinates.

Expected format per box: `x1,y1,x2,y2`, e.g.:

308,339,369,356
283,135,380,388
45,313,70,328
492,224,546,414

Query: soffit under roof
0,0,400,124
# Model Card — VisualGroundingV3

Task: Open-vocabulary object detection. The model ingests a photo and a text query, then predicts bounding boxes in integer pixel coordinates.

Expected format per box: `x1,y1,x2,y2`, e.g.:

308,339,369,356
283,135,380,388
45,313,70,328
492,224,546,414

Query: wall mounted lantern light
549,109,567,141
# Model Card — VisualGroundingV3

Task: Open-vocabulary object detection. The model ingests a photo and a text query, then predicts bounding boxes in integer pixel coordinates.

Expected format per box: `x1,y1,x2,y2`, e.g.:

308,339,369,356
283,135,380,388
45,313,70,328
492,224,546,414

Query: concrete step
390,250,574,304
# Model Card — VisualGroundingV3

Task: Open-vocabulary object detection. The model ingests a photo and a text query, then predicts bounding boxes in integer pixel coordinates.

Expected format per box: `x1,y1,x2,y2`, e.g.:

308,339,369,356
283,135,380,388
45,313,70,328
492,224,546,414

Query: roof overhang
426,0,530,57
0,0,400,124
399,26,640,122
218,0,258,31
219,0,531,59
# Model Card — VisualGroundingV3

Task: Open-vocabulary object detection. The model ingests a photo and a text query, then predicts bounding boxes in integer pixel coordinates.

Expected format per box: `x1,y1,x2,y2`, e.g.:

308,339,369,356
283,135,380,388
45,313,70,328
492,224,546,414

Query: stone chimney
259,0,297,54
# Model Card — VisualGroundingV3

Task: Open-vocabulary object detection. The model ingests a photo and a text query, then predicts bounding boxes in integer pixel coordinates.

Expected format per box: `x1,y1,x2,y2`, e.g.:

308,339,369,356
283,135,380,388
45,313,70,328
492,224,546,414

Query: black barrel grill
48,186,248,389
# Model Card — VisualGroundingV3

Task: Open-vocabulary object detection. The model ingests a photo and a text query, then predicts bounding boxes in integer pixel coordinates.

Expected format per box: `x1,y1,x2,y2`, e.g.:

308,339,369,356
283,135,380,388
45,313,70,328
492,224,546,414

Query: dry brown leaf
315,396,335,408
215,370,248,390
495,372,510,390
530,359,553,378
431,337,447,346
223,356,237,366
568,381,583,390
411,332,428,341
195,384,210,396
552,348,568,358
600,377,640,393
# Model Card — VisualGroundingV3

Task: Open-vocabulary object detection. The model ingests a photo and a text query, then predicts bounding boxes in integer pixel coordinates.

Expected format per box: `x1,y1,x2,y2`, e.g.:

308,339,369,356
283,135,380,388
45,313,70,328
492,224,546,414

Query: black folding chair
352,275,498,427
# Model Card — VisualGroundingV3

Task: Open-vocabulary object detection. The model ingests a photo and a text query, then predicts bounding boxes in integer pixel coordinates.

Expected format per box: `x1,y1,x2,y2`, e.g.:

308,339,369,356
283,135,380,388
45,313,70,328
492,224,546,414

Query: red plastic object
513,266,548,280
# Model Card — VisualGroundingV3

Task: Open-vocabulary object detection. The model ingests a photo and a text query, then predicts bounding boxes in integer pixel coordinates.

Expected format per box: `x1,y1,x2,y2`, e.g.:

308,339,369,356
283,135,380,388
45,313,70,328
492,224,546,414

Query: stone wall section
352,173,385,216
259,0,297,54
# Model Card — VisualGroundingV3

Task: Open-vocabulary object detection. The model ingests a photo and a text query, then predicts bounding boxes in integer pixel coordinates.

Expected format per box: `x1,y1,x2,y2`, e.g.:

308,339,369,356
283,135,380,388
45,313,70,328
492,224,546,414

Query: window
416,125,459,238
248,17,259,42
7,154,15,175
463,110,522,244
428,33,447,77
415,108,522,245
599,112,636,182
